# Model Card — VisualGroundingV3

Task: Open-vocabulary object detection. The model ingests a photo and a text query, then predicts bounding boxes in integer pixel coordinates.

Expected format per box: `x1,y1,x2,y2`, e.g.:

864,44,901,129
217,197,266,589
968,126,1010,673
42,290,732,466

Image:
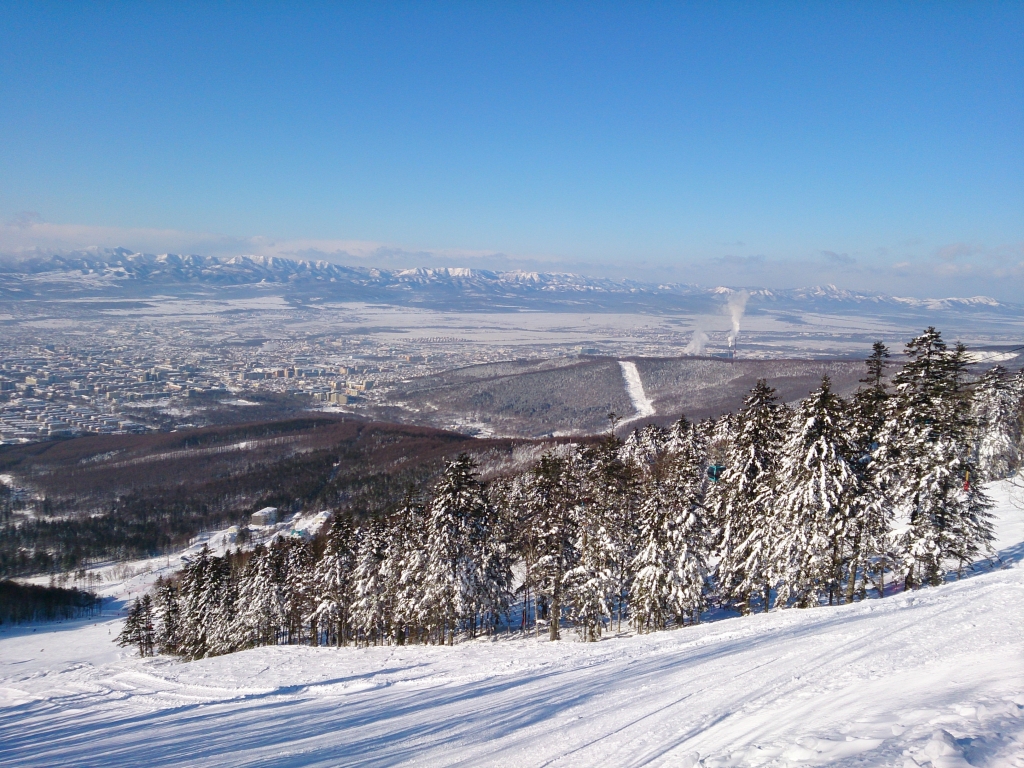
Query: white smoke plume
726,289,750,348
683,327,709,355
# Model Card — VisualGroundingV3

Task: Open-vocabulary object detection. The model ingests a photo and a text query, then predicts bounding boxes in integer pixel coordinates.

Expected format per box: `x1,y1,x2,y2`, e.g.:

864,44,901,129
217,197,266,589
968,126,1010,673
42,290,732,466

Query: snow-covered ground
2,481,1023,767
619,360,656,425
16,509,331,598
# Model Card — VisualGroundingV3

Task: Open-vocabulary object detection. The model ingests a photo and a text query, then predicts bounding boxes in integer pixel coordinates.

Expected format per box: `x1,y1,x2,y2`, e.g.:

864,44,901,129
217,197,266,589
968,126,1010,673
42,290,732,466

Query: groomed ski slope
619,360,656,424
1,481,1023,767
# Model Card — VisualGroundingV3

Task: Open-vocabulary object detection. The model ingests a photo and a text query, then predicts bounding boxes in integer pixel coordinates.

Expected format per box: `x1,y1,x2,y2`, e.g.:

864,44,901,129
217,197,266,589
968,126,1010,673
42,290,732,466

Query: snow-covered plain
2,481,1023,767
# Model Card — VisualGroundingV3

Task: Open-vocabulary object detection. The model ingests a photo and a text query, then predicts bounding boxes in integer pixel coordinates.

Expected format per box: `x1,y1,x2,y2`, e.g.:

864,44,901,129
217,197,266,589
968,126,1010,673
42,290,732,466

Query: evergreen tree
380,495,427,644
153,577,181,655
137,593,156,656
564,439,630,641
234,544,286,650
524,449,582,641
284,539,315,644
620,424,668,474
714,380,788,613
972,365,1023,480
773,377,860,608
177,546,219,659
351,519,388,645
117,594,156,656
205,554,238,656
420,454,493,644
853,341,891,447
664,418,712,625
117,597,142,654
310,516,357,646
848,342,896,601
630,426,708,632
875,328,994,587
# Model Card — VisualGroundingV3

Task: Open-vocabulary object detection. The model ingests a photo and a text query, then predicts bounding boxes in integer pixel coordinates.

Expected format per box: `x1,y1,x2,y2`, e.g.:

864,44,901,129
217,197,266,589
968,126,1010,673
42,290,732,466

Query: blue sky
1,2,1021,298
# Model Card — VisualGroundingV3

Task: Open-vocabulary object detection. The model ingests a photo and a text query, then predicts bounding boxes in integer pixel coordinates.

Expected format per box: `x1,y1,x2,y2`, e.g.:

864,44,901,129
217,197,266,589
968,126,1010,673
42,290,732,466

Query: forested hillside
0,418,543,576
118,328,1024,659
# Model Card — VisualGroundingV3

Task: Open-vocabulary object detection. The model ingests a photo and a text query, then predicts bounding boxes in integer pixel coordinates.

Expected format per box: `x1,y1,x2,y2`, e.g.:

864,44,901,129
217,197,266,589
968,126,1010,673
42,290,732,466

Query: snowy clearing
2,480,1023,767
619,360,656,423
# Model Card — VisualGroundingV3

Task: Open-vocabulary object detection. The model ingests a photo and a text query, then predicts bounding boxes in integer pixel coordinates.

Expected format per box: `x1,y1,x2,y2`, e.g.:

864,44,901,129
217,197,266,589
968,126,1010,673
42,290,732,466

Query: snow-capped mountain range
1,248,1018,314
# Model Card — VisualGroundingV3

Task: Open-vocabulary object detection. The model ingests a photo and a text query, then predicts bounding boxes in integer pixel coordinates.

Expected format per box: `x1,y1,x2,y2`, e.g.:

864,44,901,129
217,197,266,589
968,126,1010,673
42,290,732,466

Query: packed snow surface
2,481,1023,767
619,360,656,423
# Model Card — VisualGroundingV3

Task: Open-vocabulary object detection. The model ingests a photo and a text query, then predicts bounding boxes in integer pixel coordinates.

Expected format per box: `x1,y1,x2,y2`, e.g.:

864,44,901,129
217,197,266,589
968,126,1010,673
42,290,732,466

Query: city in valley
3,252,1022,444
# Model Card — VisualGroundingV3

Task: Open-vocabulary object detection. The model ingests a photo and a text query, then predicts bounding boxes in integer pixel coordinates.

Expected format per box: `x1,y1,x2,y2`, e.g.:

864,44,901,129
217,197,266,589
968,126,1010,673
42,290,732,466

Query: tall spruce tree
875,328,994,587
714,380,788,613
352,519,388,645
525,449,583,641
420,454,492,644
153,577,181,655
379,496,427,645
117,595,155,657
631,420,709,631
564,438,631,641
853,341,891,445
848,342,896,601
773,377,860,608
177,546,219,659
285,540,315,645
310,516,357,647
234,544,286,650
972,365,1023,480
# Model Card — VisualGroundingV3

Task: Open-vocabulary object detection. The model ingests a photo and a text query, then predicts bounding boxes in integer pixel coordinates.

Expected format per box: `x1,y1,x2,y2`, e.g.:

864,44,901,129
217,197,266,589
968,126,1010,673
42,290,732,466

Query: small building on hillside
251,506,278,526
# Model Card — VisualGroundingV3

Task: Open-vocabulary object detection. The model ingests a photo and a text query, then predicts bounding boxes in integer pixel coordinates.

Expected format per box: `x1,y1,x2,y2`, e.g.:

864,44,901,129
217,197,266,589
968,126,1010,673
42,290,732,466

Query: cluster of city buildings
0,336,442,445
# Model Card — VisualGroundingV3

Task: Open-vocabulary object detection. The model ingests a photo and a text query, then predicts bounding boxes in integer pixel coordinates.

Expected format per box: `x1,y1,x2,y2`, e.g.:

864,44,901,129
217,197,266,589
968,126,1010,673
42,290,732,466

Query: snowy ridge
2,249,1020,314
1,480,1022,767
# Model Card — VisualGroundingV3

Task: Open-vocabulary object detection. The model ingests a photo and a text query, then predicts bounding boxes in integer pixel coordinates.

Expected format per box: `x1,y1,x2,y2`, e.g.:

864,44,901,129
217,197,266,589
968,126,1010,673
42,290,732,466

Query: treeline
118,328,1023,658
0,580,102,624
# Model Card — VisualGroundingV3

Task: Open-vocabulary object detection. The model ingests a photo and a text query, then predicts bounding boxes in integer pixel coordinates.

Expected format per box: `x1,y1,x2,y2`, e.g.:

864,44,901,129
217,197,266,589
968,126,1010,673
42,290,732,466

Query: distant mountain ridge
1,248,1017,314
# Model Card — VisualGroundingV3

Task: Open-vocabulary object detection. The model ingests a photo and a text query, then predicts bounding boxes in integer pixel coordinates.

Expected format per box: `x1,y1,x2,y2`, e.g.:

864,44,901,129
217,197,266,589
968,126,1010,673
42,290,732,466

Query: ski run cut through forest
2,327,1024,767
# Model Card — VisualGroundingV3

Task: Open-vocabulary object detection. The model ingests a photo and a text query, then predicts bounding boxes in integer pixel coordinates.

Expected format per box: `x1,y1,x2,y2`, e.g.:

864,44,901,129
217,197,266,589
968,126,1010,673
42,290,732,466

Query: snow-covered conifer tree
773,376,860,608
972,365,1023,480
152,577,181,655
351,519,388,645
420,454,492,644
117,596,155,657
310,516,357,646
631,419,710,630
620,424,667,474
563,439,628,641
204,554,237,656
524,449,581,641
875,328,994,587
846,342,897,601
234,544,286,650
284,540,315,644
714,380,788,613
378,496,427,644
177,546,217,659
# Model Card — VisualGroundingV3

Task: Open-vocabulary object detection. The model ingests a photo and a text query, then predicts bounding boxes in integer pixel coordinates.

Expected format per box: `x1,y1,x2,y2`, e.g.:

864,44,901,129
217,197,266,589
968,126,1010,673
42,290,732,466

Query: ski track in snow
619,360,655,424
2,481,1024,767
